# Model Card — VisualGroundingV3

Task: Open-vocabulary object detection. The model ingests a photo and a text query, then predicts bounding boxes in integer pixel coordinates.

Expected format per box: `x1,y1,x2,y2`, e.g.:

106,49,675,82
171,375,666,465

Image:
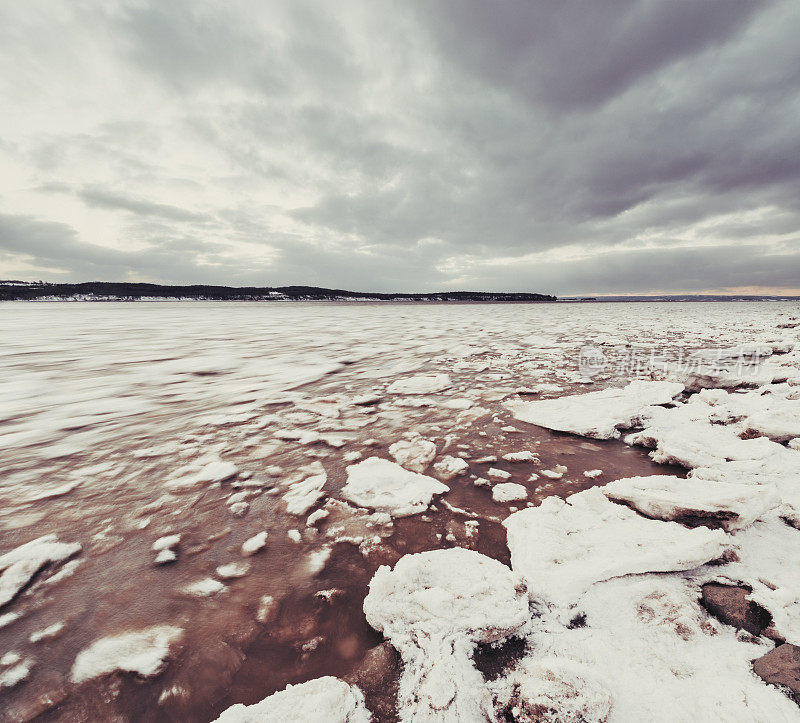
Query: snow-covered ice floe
0,535,82,608
504,380,684,439
363,548,528,722
602,475,780,532
70,625,184,683
213,676,371,722
503,488,731,605
341,457,448,517
387,374,452,395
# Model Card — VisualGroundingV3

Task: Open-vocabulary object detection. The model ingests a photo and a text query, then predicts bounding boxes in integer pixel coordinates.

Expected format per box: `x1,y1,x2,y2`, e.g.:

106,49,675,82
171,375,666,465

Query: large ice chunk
341,457,448,517
70,625,184,683
504,381,684,439
602,475,779,532
363,548,529,722
214,676,371,723
504,488,731,604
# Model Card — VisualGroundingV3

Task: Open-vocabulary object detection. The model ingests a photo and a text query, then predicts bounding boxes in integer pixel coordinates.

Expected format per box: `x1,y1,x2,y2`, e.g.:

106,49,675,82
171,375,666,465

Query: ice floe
341,457,448,517
0,534,82,608
389,437,437,473
492,483,528,503
602,475,780,531
505,380,684,439
387,374,452,395
282,461,327,515
70,625,184,683
214,676,371,723
363,548,528,721
504,488,731,605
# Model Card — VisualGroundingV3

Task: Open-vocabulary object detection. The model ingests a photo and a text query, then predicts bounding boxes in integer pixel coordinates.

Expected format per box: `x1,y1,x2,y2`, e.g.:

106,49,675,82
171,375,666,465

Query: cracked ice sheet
213,677,371,723
602,475,780,532
508,575,798,722
363,548,529,722
341,457,448,517
504,381,684,439
504,488,731,606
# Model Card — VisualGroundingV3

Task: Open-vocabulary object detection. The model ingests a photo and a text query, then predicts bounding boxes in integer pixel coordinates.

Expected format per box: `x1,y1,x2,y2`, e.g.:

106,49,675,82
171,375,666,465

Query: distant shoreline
2,281,798,303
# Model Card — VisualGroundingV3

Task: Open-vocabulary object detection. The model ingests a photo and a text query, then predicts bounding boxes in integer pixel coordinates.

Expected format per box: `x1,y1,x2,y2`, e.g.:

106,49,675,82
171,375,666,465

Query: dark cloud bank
1,0,799,294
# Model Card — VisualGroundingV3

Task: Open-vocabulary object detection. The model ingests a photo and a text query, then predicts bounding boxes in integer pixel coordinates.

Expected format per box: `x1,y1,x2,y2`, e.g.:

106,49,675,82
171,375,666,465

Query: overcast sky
1,0,799,295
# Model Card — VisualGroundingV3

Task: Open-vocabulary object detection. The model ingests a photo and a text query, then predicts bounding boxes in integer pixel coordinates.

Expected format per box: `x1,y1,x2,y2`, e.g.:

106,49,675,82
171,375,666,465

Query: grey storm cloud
0,0,799,294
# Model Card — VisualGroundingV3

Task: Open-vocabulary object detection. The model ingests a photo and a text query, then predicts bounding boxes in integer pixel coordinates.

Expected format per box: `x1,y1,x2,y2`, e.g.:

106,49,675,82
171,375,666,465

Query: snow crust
341,457,448,517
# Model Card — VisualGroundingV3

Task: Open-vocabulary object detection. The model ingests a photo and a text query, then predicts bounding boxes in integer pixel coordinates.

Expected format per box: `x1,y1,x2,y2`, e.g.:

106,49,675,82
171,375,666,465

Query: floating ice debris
0,651,21,666
389,437,437,473
283,462,327,515
540,469,563,480
256,594,277,624
387,374,452,395
241,532,268,556
216,562,250,580
0,611,21,629
505,380,684,439
432,455,469,480
602,475,779,532
152,535,181,552
305,546,332,575
363,548,529,721
492,483,528,503
29,620,65,642
583,469,603,478
166,458,237,489
287,529,302,543
307,508,330,527
181,578,225,597
154,549,177,565
0,535,82,608
213,676,371,723
474,455,497,464
273,428,321,444
504,488,731,604
70,625,184,683
487,468,511,481
502,451,537,462
0,658,33,689
342,457,448,517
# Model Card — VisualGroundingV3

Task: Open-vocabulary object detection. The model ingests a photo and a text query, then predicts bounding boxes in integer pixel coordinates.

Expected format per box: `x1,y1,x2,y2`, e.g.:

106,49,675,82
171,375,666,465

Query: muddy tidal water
0,300,795,721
